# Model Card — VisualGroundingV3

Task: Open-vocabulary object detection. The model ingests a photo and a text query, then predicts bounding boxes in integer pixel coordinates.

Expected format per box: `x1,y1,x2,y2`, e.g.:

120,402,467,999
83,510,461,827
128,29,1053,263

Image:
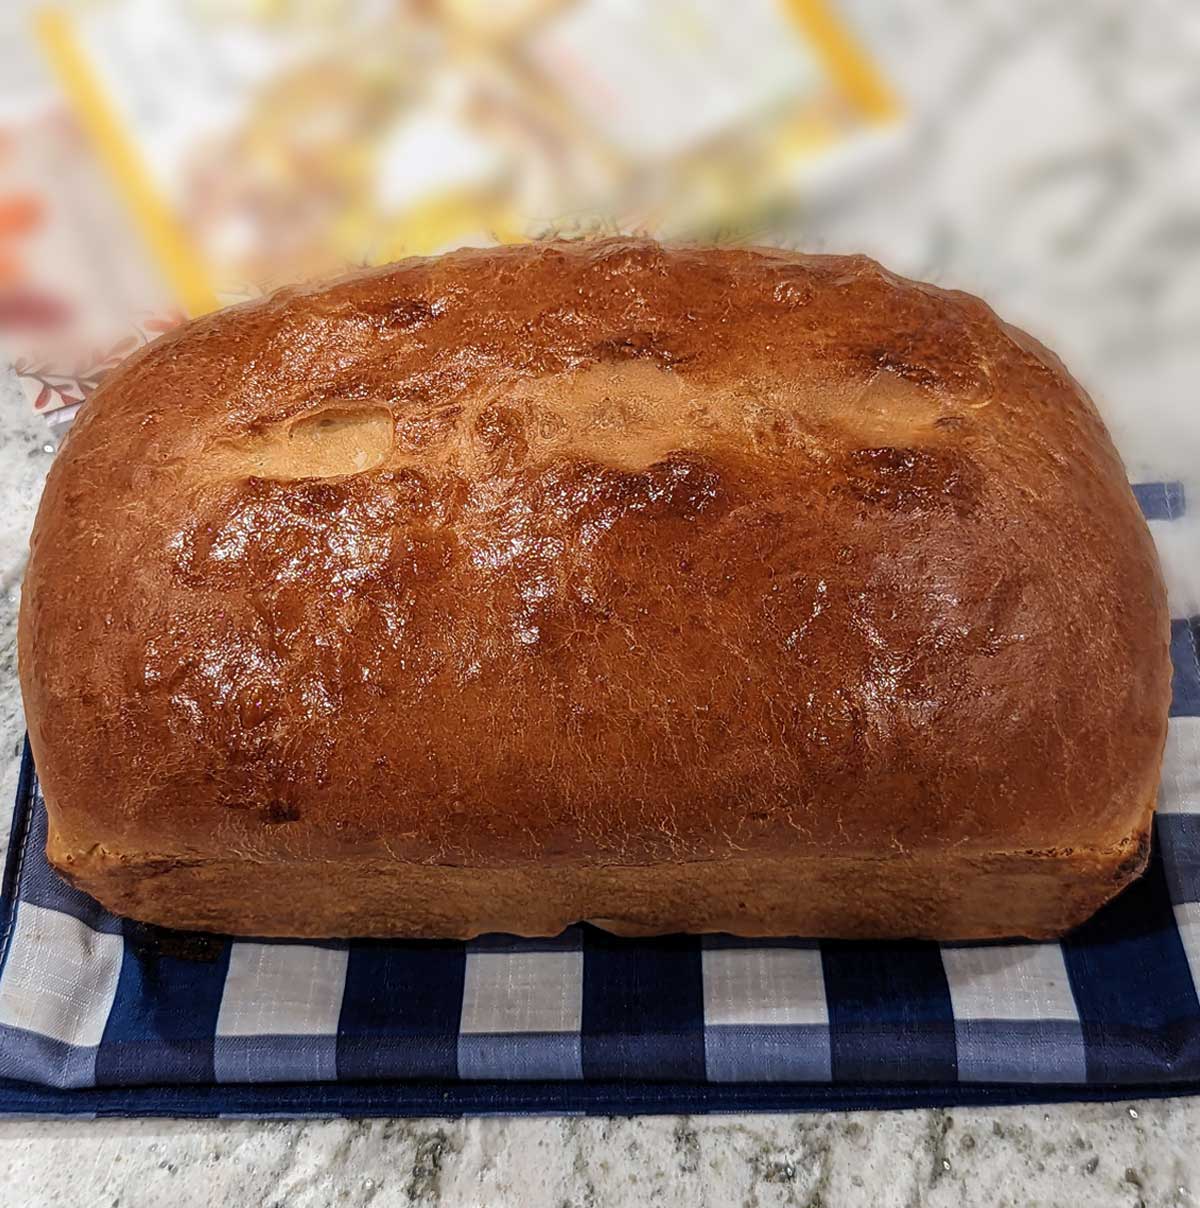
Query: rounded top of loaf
20,238,1170,869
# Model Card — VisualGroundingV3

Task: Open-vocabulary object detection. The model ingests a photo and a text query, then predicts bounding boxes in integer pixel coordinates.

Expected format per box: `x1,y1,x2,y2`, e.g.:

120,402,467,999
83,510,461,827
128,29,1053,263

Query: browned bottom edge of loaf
46,818,1152,942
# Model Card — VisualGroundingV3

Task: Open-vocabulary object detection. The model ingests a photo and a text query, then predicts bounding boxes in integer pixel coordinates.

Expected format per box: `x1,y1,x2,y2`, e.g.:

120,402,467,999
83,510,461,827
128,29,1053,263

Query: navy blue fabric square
1063,830,1200,1083
580,927,706,1080
1133,480,1186,521
822,941,957,1082
337,940,465,1079
1170,618,1200,717
95,924,230,1085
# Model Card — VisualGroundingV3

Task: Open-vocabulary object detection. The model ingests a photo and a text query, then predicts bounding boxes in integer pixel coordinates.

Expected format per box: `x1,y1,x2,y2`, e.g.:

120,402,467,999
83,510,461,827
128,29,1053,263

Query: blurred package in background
0,0,900,424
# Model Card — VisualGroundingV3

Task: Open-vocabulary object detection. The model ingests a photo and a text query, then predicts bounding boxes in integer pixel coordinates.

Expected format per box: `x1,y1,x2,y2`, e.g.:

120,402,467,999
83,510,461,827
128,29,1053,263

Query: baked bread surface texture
18,238,1170,938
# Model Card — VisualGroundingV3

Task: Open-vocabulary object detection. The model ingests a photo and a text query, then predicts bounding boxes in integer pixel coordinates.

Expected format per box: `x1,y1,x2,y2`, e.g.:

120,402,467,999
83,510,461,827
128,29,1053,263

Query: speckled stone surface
3,0,1200,1203
0,1100,1198,1206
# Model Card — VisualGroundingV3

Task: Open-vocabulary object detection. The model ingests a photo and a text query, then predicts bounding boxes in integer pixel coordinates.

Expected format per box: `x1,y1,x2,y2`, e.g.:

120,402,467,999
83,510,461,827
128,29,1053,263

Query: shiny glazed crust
19,239,1171,939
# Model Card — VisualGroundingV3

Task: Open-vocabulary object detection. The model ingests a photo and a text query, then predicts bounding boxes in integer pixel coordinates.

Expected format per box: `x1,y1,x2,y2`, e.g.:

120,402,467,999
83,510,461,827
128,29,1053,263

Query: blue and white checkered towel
0,479,1197,1117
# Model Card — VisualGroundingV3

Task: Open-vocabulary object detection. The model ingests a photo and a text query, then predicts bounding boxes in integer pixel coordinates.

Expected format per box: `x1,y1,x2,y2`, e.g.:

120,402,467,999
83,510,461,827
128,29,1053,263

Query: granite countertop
3,0,1200,1203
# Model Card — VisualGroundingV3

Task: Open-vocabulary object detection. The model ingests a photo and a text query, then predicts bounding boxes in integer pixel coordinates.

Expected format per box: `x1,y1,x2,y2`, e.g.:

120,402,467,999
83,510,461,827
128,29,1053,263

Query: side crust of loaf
47,807,1151,941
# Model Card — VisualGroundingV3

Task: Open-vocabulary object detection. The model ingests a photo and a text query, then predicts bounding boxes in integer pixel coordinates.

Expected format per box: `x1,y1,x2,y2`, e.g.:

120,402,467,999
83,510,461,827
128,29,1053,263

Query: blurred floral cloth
0,0,899,417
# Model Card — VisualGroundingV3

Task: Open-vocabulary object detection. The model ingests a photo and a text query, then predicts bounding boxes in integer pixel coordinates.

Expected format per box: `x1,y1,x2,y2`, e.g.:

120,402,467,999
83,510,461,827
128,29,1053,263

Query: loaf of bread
18,239,1170,940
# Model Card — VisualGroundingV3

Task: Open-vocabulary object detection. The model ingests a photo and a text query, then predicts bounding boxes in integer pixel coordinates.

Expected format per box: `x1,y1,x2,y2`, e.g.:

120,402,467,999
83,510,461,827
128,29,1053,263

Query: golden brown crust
19,238,1171,938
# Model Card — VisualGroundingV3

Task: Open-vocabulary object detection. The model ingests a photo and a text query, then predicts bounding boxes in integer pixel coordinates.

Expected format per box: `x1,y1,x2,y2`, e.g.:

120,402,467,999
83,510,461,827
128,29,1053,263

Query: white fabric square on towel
702,947,828,1027
1160,717,1200,815
459,950,583,1035
942,943,1079,1022
0,902,123,1046
216,943,348,1037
